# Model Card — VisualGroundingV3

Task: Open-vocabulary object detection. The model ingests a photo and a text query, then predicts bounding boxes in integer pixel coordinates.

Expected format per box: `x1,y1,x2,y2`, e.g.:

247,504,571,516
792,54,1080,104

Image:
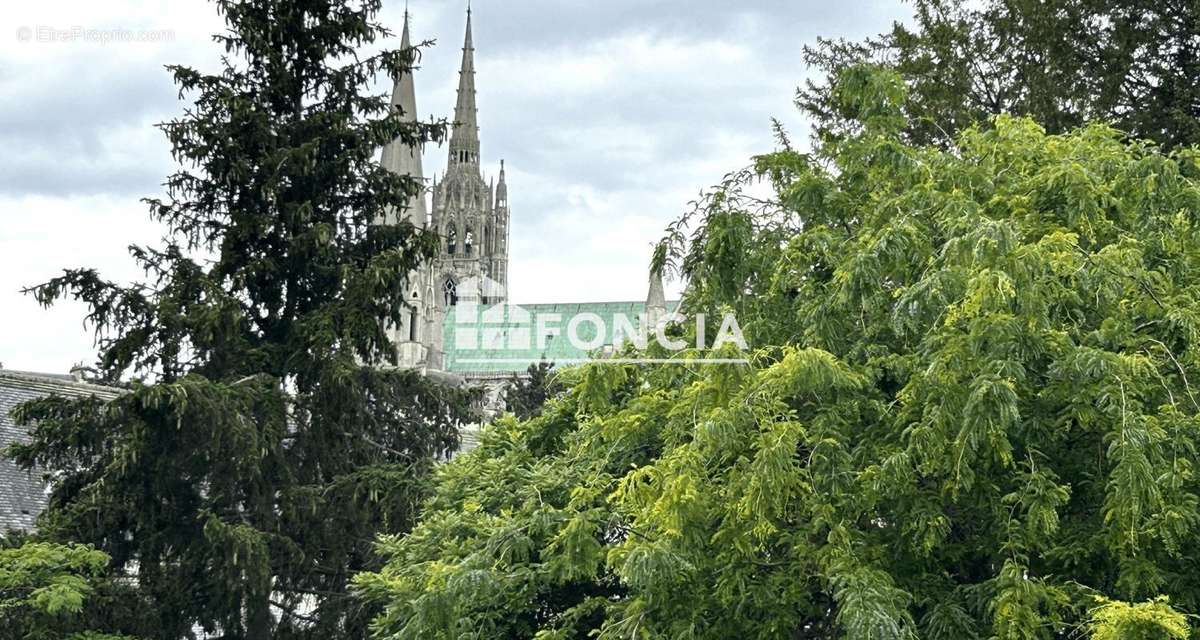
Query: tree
356,67,1200,638
0,541,138,640
799,0,1200,150
504,362,563,421
1087,597,1190,640
7,0,477,637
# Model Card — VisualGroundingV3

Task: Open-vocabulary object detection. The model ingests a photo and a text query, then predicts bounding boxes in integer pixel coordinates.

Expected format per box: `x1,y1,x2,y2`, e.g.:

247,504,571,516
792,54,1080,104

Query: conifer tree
504,362,562,421
8,0,476,637
799,0,1200,150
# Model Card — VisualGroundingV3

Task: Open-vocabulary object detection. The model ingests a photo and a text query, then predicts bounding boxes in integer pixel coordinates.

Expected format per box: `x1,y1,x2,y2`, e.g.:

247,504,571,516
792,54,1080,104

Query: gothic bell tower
378,10,438,369
425,6,511,368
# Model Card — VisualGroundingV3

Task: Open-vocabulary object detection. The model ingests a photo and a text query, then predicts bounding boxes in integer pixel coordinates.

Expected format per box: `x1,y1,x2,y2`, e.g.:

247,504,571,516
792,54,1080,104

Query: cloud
0,63,173,196
0,0,910,373
391,0,903,56
0,193,165,372
0,0,224,198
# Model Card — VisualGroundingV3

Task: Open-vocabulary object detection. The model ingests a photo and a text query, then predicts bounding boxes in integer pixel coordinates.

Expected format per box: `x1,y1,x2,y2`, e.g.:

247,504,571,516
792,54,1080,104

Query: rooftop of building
0,368,122,532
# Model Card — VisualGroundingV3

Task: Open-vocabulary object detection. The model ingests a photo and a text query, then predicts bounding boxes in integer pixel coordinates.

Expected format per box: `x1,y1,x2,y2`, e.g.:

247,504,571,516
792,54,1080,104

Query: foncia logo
451,275,749,366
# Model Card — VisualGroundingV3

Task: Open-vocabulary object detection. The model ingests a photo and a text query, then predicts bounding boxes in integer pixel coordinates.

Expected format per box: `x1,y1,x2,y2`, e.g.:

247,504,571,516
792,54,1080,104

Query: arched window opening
484,225,493,254
446,224,457,255
464,229,475,257
409,291,420,341
443,278,458,307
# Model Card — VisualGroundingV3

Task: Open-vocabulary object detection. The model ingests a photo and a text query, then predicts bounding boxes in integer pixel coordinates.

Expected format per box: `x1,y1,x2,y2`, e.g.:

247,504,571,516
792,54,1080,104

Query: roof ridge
0,369,123,397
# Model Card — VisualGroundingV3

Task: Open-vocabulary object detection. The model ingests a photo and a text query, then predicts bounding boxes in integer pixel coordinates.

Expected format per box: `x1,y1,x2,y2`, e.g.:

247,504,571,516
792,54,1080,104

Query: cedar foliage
357,66,1200,639
7,0,476,637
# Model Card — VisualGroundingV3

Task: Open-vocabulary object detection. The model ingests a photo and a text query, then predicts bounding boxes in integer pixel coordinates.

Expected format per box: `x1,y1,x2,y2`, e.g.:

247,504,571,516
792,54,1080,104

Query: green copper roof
442,300,679,374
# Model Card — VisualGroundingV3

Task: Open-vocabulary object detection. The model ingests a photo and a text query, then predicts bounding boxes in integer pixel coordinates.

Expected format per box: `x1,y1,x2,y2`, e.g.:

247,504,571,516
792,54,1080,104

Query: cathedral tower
380,10,436,368
379,11,426,227
382,7,510,370
426,7,510,366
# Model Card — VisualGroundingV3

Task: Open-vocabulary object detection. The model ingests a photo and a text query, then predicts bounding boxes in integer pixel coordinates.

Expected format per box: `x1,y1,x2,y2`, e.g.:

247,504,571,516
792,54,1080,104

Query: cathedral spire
379,10,427,225
448,6,479,166
496,158,508,205
646,261,666,327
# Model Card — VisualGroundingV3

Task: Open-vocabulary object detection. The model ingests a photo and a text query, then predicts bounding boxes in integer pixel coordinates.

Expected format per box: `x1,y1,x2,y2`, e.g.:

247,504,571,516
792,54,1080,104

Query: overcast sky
0,0,908,375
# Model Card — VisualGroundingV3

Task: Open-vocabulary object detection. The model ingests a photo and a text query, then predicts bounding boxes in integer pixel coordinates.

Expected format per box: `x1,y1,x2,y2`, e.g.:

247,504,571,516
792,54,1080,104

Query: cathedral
377,8,671,414
377,8,509,374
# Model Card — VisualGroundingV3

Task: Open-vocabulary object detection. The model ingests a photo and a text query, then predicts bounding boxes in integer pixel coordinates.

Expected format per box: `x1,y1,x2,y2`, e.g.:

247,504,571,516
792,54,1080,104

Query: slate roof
0,369,121,532
442,300,680,375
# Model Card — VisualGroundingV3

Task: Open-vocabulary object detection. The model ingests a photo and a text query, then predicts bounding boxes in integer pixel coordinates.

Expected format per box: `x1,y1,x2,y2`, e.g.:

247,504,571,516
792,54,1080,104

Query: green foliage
1087,596,1190,640
505,362,565,421
5,0,477,637
0,542,138,640
359,68,1200,638
799,0,1200,150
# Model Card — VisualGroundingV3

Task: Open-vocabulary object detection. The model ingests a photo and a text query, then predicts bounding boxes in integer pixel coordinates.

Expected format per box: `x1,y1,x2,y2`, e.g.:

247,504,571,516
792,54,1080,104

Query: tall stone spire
379,10,427,225
496,159,507,203
448,6,479,167
646,262,667,327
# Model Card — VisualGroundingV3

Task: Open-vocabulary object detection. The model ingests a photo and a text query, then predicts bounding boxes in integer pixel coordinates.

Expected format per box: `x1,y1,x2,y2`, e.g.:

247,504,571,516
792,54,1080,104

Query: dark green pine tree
8,0,477,637
798,0,1200,150
503,362,563,421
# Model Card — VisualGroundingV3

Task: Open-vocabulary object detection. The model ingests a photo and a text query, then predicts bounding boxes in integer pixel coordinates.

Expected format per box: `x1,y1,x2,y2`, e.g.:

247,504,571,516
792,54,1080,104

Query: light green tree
1087,597,1190,640
0,541,138,640
357,67,1200,639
